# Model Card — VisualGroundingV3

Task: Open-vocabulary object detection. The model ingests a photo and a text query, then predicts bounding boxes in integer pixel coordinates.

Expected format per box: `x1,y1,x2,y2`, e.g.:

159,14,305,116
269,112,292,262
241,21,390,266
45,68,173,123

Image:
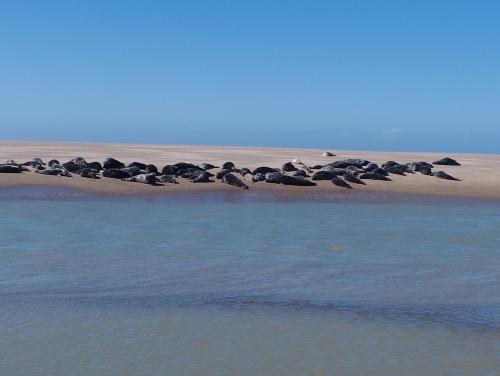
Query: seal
293,170,308,177
125,173,157,185
191,170,211,183
36,168,71,177
280,175,316,186
0,164,24,173
145,164,158,174
322,152,335,157
359,172,391,181
433,157,461,166
200,163,218,170
252,166,279,175
121,166,143,176
48,159,60,167
161,165,178,175
312,171,335,180
222,162,235,171
159,174,178,184
252,173,266,182
343,172,366,185
102,169,132,179
239,168,251,176
216,169,232,179
332,176,353,189
76,168,99,179
222,173,249,189
282,162,298,172
433,171,460,181
265,172,284,184
103,157,125,169
128,162,147,170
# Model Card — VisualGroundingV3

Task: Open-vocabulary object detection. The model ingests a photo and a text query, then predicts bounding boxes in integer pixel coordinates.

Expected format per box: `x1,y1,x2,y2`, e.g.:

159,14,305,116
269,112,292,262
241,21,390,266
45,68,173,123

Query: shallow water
1,189,499,375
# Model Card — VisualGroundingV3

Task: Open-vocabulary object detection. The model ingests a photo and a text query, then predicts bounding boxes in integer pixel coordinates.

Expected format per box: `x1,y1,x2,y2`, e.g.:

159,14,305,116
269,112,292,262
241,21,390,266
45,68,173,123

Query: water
1,189,499,375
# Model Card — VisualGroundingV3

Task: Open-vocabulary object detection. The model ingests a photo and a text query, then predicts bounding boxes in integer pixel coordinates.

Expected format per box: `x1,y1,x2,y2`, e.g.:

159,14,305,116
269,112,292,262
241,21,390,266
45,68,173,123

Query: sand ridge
0,141,499,199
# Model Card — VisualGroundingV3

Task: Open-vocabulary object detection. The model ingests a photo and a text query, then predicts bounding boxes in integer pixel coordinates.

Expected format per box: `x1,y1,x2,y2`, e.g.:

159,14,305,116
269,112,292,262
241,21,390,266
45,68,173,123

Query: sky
1,0,499,153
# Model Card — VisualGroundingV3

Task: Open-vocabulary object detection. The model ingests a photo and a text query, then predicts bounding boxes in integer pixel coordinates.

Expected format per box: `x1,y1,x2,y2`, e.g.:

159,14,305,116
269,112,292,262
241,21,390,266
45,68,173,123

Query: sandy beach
0,140,499,200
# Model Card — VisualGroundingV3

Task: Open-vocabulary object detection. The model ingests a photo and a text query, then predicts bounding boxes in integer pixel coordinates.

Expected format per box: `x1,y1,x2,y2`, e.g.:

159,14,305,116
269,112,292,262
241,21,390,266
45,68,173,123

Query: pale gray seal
125,173,157,185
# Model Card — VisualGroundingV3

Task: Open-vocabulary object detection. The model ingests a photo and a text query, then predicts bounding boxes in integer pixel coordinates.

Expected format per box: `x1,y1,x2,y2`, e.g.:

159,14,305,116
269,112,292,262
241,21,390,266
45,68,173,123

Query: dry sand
0,140,499,200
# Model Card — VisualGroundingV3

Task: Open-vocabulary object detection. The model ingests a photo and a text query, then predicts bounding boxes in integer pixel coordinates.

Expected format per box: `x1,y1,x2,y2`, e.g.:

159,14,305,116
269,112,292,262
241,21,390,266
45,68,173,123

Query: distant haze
1,1,499,153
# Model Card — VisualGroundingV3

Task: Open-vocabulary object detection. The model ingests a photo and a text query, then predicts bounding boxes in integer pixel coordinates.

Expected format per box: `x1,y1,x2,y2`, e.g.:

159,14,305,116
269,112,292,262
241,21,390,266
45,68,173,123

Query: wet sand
0,140,499,200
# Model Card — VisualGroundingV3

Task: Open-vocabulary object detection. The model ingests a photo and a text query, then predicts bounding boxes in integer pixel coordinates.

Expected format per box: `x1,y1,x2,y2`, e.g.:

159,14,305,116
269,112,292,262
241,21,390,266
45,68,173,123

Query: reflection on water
0,190,499,375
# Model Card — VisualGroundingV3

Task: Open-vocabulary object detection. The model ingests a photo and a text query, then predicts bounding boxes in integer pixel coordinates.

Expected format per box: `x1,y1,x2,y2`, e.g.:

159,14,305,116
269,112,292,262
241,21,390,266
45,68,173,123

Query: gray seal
332,176,352,189
125,173,157,185
433,171,460,181
222,173,248,189
343,172,366,185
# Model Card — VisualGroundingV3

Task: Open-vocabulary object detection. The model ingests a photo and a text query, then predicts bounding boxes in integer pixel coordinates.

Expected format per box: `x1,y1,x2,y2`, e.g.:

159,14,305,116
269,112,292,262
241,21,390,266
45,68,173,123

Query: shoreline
1,140,500,200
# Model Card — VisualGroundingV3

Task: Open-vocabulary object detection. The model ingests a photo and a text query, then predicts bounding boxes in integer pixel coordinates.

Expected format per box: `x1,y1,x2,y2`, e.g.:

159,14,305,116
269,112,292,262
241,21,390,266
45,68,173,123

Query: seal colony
0,155,462,190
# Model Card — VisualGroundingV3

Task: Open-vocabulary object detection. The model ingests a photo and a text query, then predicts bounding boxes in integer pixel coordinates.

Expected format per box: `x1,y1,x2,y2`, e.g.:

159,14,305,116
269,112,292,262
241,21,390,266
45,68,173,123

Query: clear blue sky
1,1,499,152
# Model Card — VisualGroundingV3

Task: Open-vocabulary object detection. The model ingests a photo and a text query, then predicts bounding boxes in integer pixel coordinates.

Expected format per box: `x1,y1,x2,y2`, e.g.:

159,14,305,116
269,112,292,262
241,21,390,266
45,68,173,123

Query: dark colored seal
102,169,131,179
200,163,218,170
103,158,125,169
252,166,279,175
239,168,251,176
332,176,353,189
312,171,335,180
161,165,178,175
76,168,99,179
344,172,366,185
128,162,147,170
0,164,23,173
433,157,461,166
433,171,460,181
282,162,298,172
222,162,235,171
216,169,232,179
281,175,316,186
359,172,392,181
222,173,248,189
265,172,284,184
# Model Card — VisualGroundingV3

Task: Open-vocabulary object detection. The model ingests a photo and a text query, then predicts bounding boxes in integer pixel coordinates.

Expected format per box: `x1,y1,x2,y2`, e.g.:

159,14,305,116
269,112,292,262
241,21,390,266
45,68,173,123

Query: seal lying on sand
433,157,460,166
76,168,99,179
0,164,24,173
222,173,248,189
433,171,460,181
159,175,178,184
344,172,366,185
332,176,353,189
36,168,71,177
280,175,316,186
359,172,392,181
102,169,132,179
125,173,157,185
103,158,125,169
